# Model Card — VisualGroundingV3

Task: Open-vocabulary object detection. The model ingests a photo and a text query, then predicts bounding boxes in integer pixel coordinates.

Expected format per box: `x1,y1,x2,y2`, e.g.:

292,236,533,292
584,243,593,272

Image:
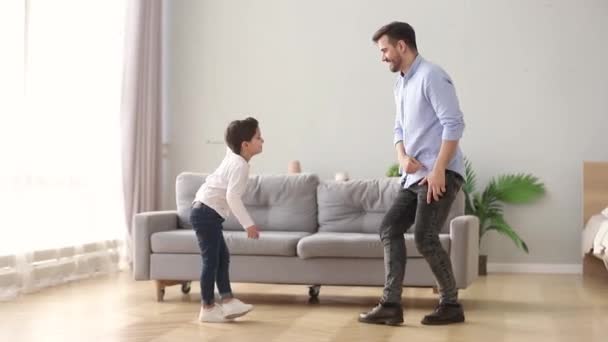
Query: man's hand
245,225,260,239
420,169,446,204
399,155,422,174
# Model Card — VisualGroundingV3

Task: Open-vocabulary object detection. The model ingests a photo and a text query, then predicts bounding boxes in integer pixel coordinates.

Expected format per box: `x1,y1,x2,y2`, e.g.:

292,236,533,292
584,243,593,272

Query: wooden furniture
582,161,608,280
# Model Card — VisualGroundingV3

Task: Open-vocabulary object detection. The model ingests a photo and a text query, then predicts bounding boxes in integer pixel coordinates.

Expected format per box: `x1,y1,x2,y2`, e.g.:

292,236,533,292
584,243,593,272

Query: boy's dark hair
372,21,417,51
225,117,259,155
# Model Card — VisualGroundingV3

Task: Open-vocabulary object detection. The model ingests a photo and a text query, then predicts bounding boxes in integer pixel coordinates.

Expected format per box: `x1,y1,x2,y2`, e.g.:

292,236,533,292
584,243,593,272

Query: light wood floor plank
1,272,607,341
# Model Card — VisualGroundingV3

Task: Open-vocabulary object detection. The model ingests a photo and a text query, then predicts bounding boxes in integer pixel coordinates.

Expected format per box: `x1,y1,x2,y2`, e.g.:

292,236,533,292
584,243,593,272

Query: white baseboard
487,263,582,274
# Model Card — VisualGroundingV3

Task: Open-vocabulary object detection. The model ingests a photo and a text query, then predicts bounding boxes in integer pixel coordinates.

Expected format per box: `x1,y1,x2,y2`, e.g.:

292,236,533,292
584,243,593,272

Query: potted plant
386,163,400,177
463,158,545,275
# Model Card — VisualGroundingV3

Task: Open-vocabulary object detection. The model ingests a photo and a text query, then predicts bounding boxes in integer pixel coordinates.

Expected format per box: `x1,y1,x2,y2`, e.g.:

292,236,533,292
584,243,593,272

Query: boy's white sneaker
222,298,253,319
198,305,231,323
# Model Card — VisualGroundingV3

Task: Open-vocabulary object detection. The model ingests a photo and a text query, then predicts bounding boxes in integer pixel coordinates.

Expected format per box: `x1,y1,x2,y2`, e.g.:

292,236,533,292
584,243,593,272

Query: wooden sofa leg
308,285,321,304
155,280,192,302
156,281,165,302
308,285,321,298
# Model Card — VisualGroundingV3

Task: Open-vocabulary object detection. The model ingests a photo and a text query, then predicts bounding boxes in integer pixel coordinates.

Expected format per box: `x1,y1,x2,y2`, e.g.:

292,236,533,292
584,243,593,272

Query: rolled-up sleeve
393,81,404,145
424,68,465,141
393,108,403,145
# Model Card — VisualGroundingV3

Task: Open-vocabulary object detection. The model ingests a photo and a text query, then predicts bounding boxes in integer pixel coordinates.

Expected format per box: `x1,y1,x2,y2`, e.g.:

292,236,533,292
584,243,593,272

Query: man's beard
389,58,401,72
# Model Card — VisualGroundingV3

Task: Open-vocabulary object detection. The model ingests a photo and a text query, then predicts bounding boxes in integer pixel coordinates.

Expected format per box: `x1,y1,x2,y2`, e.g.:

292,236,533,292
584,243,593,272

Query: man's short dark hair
372,21,417,51
225,117,259,155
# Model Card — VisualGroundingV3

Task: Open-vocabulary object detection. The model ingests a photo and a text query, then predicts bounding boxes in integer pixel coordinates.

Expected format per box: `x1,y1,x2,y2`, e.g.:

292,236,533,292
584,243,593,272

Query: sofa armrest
449,215,480,288
132,211,178,280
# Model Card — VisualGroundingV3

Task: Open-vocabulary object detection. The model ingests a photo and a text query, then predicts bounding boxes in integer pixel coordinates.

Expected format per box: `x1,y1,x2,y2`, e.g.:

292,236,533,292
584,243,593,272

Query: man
359,21,467,326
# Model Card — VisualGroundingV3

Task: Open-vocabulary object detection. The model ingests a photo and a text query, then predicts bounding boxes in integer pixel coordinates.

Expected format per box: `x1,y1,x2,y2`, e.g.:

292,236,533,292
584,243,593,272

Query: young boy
191,117,264,323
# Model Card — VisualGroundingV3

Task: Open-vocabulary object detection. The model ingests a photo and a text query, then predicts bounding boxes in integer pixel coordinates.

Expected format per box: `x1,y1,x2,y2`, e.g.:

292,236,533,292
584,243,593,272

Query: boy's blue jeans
190,202,233,305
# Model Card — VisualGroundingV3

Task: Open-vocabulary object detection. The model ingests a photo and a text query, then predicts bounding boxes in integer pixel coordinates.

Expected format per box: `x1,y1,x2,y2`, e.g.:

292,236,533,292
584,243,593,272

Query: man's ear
397,40,407,53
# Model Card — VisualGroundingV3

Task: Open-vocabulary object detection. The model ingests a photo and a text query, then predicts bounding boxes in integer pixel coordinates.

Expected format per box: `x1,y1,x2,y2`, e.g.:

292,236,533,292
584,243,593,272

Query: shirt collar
226,147,246,162
400,54,423,80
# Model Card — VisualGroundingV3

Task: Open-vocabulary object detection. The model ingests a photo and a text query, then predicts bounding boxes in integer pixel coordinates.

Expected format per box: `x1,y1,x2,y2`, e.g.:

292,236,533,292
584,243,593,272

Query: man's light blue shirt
393,55,465,188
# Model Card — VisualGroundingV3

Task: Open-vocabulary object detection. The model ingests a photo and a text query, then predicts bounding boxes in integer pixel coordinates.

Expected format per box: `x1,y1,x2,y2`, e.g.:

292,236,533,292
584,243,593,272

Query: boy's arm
226,164,255,231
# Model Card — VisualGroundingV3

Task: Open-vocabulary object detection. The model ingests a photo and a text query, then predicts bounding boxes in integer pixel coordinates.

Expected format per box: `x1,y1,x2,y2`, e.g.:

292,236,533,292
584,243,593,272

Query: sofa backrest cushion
176,172,208,229
176,172,319,233
317,178,464,234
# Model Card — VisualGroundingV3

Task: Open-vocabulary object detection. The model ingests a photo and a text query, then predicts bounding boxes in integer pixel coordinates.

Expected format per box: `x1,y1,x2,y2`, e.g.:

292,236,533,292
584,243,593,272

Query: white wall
163,0,608,264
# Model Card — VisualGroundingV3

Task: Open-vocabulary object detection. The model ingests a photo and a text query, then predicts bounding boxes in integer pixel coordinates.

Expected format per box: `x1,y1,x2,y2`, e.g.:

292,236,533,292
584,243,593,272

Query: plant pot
287,160,302,174
478,254,487,276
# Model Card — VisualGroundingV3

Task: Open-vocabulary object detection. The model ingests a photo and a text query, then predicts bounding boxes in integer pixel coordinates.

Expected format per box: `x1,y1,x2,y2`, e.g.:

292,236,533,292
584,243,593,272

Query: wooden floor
1,272,607,342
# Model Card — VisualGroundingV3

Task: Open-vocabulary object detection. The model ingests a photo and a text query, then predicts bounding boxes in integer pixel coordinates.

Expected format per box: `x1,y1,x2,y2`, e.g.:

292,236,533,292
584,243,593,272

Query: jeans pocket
190,207,210,230
448,172,464,194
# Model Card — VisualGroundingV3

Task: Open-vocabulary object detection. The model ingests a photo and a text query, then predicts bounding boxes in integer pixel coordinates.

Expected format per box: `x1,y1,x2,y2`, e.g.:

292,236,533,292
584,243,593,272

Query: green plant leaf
490,174,545,204
462,157,542,254
486,217,529,253
386,163,400,177
463,157,477,216
472,193,486,232
464,191,474,216
485,201,503,218
463,157,477,195
475,189,500,222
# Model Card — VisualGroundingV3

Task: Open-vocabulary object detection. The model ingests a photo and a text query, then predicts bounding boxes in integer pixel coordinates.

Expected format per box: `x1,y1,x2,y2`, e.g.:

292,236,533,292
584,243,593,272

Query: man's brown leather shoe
358,303,404,326
421,302,465,325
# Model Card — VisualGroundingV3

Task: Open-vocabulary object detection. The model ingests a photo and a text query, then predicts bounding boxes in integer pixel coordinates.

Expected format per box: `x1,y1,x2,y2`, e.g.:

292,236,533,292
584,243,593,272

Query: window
0,0,126,255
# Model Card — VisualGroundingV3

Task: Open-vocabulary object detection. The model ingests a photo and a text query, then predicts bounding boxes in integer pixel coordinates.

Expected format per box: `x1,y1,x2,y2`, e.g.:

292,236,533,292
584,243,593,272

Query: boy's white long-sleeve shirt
193,149,254,230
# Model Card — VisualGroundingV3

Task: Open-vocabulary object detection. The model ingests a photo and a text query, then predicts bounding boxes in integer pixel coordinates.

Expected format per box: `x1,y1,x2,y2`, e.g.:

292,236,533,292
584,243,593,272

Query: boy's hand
246,225,260,239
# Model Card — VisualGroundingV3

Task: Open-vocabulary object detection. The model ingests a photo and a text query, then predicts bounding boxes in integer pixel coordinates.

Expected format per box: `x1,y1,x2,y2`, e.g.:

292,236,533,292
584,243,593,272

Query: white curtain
0,0,126,300
121,0,163,265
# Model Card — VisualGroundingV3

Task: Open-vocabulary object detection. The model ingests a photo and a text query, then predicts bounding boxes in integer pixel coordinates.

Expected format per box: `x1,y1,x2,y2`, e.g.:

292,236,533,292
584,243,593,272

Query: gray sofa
133,173,479,301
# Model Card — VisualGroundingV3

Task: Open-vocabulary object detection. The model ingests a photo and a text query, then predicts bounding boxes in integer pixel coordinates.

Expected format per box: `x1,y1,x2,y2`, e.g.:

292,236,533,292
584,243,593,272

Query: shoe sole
358,317,404,326
199,318,233,323
421,317,465,325
224,307,253,320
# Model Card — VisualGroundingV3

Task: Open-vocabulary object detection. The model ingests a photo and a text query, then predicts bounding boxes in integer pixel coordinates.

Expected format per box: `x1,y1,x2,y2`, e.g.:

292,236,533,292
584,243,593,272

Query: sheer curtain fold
120,0,163,266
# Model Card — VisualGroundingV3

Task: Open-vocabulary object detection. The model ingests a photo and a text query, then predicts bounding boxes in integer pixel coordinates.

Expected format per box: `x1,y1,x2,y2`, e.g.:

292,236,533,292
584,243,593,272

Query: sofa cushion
176,172,319,233
175,172,208,229
223,231,310,256
296,232,451,259
151,229,310,257
317,178,465,234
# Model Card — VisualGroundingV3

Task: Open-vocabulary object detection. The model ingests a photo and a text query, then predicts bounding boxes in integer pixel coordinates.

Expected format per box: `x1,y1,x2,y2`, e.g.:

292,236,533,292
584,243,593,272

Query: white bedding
582,208,608,267
593,220,608,256
582,214,606,256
